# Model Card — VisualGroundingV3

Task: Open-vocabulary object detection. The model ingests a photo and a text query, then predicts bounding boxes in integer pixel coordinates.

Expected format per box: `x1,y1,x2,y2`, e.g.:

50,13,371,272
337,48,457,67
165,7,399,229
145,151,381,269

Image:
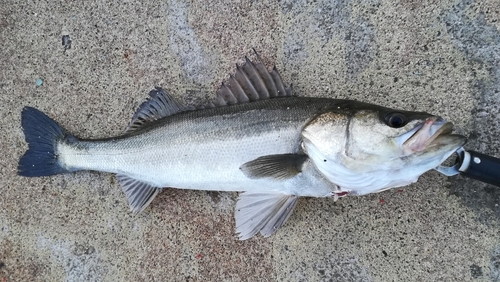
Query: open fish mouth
400,118,463,154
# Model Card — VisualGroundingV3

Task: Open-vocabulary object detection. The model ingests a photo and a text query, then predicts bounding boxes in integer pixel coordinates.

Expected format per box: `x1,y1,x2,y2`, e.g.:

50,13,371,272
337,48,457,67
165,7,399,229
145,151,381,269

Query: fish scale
59,97,332,193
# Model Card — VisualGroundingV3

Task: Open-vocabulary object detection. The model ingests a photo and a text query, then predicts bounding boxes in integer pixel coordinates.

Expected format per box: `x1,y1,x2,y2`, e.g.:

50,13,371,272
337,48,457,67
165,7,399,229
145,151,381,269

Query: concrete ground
1,0,500,281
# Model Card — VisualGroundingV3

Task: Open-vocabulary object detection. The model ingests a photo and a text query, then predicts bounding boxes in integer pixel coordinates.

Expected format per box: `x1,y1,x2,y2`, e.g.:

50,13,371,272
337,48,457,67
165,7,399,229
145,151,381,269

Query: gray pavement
1,0,499,281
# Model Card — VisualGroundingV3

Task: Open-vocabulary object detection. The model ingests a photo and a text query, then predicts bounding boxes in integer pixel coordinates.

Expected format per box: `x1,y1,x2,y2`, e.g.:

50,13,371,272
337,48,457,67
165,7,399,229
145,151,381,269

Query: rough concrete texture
1,0,500,281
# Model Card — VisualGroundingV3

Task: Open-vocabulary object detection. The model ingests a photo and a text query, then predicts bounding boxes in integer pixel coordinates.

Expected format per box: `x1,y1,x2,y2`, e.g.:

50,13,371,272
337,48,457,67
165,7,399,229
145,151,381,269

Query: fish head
301,101,467,193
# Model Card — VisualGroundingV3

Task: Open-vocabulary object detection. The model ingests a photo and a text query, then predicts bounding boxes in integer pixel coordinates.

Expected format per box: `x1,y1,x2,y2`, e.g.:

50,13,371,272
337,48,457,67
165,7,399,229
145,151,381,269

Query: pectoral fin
235,192,299,240
117,174,161,215
239,154,308,180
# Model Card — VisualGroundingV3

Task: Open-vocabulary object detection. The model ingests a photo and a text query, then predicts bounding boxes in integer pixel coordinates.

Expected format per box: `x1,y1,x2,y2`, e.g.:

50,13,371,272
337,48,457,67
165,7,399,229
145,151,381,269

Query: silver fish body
18,57,466,239
59,97,337,197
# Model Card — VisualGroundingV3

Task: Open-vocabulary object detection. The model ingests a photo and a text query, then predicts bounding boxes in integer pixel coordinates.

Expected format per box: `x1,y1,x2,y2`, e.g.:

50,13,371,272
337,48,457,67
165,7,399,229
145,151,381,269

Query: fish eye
385,112,407,128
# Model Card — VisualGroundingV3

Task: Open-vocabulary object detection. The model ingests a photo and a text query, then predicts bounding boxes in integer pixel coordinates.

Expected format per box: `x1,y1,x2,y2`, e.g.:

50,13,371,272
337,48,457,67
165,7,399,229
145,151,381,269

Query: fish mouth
400,117,466,154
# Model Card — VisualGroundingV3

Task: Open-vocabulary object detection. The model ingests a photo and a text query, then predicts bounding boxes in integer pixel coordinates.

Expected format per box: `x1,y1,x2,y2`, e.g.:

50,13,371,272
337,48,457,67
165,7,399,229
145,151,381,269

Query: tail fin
18,107,71,177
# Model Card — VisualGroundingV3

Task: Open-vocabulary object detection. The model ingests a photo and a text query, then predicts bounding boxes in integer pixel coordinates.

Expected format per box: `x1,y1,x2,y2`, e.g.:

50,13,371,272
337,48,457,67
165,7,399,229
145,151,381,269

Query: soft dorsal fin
213,54,293,107
126,87,186,132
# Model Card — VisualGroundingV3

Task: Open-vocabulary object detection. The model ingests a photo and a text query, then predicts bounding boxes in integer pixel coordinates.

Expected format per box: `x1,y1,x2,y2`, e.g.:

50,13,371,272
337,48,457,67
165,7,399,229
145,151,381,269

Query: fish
18,56,467,240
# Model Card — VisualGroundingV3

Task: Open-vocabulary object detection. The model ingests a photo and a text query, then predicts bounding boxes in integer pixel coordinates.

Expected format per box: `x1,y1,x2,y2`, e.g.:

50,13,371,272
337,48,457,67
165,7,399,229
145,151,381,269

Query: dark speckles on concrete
133,189,273,280
36,236,104,281
470,263,483,279
492,247,500,281
0,238,50,281
166,0,214,85
445,0,500,220
281,0,377,82
303,256,370,282
344,19,376,81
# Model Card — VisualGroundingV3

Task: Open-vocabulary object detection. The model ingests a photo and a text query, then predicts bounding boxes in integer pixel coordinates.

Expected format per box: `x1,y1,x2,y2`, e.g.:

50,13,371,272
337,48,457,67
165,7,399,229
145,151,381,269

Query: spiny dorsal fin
130,54,293,119
213,54,293,107
126,87,186,132
117,174,161,214
239,154,308,180
235,192,299,240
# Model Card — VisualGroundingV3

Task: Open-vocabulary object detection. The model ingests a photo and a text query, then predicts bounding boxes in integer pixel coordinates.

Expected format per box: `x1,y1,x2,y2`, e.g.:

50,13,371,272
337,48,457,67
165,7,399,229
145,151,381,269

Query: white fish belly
119,130,298,191
58,123,334,196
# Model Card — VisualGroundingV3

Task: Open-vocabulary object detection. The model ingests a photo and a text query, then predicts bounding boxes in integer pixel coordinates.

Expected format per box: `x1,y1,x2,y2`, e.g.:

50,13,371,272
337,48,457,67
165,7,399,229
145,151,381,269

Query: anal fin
235,192,299,240
117,174,161,214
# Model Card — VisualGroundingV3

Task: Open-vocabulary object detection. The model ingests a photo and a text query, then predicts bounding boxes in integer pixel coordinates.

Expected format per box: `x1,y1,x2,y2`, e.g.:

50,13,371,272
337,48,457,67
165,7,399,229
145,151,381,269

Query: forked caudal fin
18,107,73,177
